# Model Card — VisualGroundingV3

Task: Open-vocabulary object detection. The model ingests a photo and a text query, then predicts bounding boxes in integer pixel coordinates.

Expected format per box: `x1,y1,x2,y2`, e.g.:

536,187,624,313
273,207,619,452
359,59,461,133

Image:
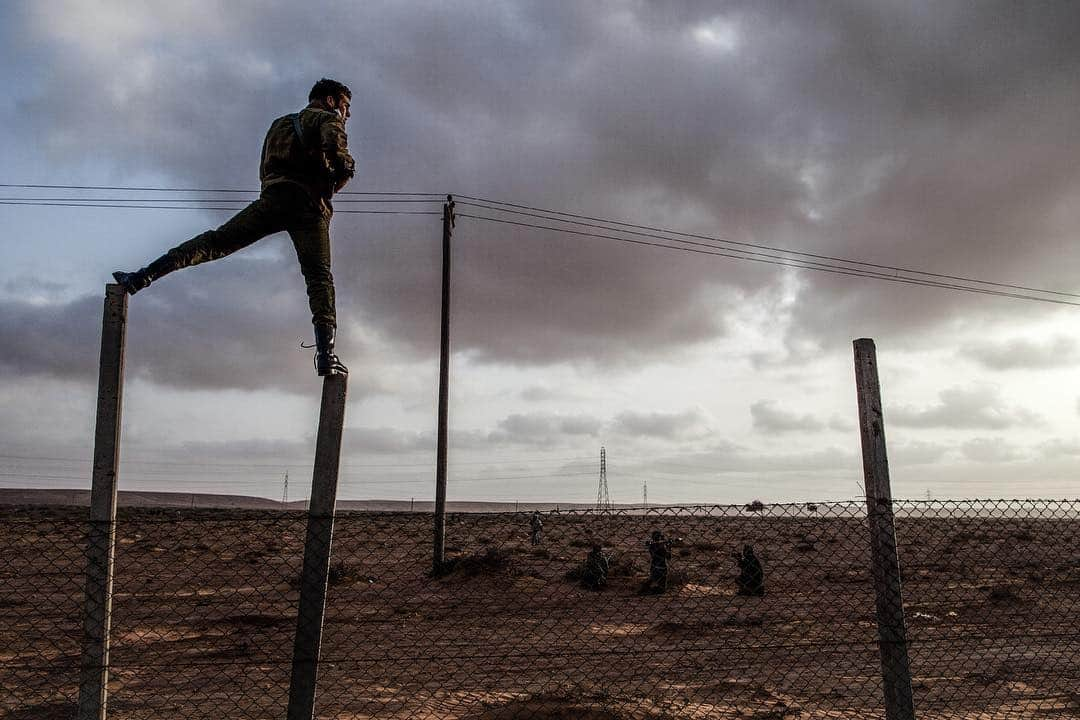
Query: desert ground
3,501,1078,719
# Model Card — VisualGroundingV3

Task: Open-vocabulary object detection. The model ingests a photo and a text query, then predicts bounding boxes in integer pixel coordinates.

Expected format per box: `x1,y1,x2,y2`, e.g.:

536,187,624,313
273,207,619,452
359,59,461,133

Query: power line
4,182,1074,305
459,195,1080,301
459,212,1080,307
459,202,1079,302
0,196,442,204
0,201,440,215
0,183,441,196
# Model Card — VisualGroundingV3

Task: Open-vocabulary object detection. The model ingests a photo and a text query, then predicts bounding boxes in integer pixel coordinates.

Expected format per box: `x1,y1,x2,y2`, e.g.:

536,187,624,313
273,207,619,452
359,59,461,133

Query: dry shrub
328,560,364,587
987,585,1020,604
444,546,515,578
465,694,666,720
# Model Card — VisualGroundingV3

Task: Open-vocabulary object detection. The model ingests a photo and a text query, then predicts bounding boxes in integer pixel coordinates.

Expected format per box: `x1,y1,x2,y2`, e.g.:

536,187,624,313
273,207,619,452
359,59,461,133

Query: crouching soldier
581,543,610,591
734,544,765,596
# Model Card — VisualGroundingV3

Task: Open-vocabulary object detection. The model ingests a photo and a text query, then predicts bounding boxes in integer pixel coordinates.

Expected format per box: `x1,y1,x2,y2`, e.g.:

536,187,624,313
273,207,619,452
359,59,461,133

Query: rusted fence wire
3,499,1079,719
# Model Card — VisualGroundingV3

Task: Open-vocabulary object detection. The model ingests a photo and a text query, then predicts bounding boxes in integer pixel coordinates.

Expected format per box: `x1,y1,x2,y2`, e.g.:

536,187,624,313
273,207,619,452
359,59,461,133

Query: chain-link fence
3,500,1078,719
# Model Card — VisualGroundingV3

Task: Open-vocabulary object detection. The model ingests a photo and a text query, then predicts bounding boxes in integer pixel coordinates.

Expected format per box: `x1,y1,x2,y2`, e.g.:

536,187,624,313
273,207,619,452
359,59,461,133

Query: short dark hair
309,78,351,102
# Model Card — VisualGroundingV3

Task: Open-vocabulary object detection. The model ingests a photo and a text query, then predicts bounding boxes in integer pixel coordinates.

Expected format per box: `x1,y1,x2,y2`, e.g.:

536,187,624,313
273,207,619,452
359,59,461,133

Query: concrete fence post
853,338,916,720
433,197,454,572
287,373,348,720
77,284,128,720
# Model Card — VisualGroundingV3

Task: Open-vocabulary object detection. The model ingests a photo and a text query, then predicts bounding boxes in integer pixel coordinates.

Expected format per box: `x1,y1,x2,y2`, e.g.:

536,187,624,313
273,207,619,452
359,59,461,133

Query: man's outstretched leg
113,195,284,295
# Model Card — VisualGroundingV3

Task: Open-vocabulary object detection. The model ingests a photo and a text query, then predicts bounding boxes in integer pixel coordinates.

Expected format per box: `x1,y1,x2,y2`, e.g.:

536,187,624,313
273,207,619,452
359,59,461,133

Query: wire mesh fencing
2,500,1078,719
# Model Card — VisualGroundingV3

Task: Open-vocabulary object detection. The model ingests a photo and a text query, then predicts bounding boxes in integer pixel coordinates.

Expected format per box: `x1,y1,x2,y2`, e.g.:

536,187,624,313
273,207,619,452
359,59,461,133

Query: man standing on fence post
111,78,355,377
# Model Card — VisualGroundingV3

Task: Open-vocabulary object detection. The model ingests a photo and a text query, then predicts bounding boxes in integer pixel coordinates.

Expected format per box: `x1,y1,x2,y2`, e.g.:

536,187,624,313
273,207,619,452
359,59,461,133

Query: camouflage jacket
260,104,355,217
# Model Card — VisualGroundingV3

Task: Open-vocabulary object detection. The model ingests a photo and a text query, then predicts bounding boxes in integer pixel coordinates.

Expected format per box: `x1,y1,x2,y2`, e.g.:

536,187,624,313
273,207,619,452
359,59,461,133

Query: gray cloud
0,254,393,396
750,401,825,433
960,438,1025,463
1038,438,1080,459
154,437,312,464
8,1,1078,382
891,440,950,466
639,443,857,475
960,336,1080,371
0,294,101,382
1,0,1079,402
890,386,1042,430
519,386,559,403
343,427,431,455
487,412,604,448
611,408,710,441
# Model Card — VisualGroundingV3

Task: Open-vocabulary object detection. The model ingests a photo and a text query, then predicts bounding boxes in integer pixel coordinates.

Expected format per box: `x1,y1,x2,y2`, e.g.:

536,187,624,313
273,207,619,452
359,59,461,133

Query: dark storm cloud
890,386,1042,430
10,0,1080,382
0,294,102,381
0,251,390,396
960,336,1080,371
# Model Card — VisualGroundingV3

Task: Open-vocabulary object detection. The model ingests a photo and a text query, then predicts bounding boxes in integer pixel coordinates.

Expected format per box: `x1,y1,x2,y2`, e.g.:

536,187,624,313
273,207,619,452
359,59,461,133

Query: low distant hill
0,488,597,513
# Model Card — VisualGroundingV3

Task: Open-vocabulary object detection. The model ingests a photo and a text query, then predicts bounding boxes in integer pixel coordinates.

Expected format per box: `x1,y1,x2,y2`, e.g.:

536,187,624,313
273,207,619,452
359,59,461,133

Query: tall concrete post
77,284,128,720
433,196,454,572
853,338,916,720
287,374,347,720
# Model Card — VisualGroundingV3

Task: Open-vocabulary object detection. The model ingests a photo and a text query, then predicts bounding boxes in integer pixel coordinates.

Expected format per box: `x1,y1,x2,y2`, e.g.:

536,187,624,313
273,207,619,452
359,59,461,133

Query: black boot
112,254,176,295
313,324,348,376
111,269,151,295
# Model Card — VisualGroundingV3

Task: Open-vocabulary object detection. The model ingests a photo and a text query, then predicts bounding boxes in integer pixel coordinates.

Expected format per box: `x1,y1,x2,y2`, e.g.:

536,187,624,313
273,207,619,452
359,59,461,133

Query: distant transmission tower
281,470,289,506
595,446,611,512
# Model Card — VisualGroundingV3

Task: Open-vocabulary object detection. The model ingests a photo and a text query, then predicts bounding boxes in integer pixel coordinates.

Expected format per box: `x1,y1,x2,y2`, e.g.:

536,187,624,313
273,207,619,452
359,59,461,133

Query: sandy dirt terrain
2,502,1078,719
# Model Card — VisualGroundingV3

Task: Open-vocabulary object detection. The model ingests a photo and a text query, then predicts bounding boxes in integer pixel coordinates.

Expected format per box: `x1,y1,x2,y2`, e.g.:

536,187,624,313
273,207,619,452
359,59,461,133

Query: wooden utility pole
853,338,916,720
433,196,454,572
287,374,348,720
78,284,127,720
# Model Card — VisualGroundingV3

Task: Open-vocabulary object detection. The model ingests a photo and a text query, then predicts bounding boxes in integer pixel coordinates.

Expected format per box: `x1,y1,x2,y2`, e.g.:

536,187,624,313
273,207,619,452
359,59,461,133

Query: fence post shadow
854,338,916,720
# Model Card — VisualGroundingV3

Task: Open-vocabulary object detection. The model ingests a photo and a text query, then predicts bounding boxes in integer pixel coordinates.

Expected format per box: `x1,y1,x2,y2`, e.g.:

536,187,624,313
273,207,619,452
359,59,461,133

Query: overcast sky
1,1,1078,504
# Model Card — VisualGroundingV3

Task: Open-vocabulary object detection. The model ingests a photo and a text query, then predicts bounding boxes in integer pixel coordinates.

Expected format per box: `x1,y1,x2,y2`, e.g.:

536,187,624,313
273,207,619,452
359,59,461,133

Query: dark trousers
147,183,336,328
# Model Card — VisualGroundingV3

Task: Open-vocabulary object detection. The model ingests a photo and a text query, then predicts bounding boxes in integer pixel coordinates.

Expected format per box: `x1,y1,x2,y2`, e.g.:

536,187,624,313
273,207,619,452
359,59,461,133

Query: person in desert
111,78,355,377
734,544,765,596
581,542,610,591
640,529,673,594
529,511,543,545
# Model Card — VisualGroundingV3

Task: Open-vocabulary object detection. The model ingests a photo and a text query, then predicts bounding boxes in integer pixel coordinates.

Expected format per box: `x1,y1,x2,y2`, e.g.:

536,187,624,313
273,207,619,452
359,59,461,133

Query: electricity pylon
596,446,611,512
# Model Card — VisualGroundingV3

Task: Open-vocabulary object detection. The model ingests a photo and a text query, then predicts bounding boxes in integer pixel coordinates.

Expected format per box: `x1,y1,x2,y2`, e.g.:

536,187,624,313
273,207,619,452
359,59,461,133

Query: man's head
309,78,352,122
